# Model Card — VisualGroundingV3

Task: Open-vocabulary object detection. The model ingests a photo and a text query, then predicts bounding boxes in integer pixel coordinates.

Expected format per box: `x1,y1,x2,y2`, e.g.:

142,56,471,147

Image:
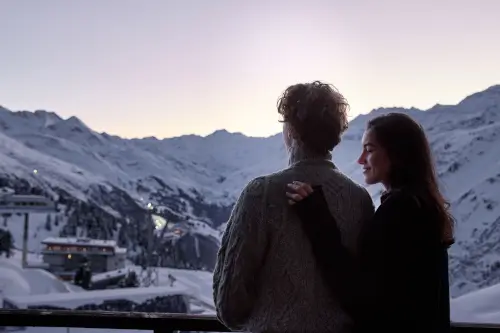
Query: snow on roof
91,268,129,282
115,247,127,254
41,237,117,248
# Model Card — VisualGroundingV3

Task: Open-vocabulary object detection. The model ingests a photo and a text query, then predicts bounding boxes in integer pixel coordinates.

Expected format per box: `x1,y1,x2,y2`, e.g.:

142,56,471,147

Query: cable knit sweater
213,146,375,333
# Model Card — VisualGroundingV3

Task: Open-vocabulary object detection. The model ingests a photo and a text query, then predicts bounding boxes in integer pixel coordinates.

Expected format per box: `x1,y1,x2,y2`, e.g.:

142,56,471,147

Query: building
41,237,127,280
0,194,58,214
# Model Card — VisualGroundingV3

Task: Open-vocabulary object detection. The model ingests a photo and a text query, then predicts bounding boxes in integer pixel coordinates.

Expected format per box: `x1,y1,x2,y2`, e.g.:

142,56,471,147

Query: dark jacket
295,187,451,333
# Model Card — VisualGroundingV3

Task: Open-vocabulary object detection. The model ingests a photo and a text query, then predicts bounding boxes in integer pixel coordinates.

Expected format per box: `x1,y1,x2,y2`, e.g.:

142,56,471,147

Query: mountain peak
45,115,93,136
207,129,244,138
33,109,63,126
209,129,230,136
369,106,423,114
65,115,88,128
459,84,500,106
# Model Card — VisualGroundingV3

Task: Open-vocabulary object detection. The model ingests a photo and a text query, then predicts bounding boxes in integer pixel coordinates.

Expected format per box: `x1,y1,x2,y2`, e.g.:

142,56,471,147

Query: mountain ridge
4,83,499,141
0,83,499,297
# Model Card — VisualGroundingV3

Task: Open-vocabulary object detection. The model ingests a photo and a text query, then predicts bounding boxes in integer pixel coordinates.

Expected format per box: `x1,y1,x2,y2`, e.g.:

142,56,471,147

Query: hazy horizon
2,0,500,139
1,81,497,140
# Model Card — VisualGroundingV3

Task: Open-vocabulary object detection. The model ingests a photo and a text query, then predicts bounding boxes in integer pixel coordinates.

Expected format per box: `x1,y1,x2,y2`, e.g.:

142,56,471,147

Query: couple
213,81,453,333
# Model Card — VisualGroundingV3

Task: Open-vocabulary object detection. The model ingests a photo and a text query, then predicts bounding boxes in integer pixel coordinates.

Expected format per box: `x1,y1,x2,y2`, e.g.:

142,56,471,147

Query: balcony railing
0,309,229,333
0,309,499,333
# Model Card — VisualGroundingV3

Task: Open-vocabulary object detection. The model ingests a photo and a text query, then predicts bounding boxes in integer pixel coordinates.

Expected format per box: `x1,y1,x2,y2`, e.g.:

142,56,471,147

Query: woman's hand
286,181,314,205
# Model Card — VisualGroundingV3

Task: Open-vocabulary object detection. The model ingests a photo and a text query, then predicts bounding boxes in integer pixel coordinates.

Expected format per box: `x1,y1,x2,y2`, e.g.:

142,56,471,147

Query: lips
362,167,371,174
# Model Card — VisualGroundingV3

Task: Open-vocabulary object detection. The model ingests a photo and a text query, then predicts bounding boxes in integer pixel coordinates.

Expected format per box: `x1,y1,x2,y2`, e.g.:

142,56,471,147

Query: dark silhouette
214,81,373,332
167,273,177,287
119,270,139,288
0,228,13,258
74,257,92,290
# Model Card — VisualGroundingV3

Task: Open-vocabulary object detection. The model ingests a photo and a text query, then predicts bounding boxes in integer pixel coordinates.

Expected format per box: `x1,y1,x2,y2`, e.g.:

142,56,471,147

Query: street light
0,194,57,268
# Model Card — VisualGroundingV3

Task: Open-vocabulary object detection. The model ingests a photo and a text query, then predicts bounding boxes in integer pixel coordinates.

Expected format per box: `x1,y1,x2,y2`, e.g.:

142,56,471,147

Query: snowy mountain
0,84,499,297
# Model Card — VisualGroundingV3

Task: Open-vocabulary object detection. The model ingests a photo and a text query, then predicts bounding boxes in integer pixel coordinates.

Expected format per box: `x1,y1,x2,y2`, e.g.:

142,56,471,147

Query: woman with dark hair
287,112,453,333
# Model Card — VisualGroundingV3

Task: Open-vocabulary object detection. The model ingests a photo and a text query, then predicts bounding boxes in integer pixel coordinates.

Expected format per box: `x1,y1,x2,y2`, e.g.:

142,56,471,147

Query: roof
115,247,127,254
41,237,117,248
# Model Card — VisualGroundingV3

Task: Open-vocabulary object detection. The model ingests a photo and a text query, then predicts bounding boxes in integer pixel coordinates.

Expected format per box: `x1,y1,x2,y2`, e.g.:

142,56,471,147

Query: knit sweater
213,146,375,333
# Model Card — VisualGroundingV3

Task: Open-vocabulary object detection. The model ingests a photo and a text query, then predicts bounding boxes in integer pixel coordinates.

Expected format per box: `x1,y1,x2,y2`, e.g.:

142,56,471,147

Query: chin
363,176,378,186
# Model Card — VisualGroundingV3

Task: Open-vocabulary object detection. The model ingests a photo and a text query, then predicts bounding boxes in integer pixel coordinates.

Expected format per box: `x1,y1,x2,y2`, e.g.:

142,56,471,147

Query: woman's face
357,129,391,188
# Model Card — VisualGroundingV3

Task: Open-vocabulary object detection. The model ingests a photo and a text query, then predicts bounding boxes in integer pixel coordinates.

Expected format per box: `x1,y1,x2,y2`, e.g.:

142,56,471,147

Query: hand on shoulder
286,181,313,205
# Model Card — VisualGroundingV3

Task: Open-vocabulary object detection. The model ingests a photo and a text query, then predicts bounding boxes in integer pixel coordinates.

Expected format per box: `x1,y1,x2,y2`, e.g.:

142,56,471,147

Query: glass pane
0,0,499,330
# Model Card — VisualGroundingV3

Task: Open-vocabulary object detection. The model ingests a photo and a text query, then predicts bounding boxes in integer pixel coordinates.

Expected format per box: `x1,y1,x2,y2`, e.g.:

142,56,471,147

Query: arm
294,186,361,318
213,177,269,330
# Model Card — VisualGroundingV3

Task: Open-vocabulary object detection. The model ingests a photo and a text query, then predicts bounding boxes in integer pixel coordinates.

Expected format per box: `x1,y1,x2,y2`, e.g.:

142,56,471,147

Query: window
0,2,499,333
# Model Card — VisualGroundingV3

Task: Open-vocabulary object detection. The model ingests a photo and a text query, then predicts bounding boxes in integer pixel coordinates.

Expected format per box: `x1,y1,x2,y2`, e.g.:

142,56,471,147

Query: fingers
293,181,313,194
286,191,304,203
286,181,314,205
287,181,313,196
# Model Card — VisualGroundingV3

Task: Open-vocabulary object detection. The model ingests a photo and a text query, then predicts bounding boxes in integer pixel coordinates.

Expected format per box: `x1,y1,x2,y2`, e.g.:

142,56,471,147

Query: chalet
41,237,127,280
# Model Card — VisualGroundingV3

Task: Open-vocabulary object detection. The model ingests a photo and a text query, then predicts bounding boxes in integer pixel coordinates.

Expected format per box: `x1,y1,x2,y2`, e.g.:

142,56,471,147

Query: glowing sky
1,0,499,138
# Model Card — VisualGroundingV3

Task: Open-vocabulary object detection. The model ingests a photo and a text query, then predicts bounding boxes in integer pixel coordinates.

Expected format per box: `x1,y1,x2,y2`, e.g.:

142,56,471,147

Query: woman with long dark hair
286,112,454,333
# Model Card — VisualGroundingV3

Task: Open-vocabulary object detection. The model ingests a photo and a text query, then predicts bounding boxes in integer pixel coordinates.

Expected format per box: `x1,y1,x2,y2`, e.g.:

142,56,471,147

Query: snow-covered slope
1,84,500,298
0,251,213,315
452,280,500,324
0,250,81,298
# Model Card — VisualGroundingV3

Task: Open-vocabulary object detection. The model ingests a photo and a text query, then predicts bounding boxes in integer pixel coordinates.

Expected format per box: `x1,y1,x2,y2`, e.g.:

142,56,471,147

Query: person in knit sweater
213,81,374,333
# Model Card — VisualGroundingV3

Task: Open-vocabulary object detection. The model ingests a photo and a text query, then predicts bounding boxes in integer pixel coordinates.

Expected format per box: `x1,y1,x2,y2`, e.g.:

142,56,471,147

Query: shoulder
238,176,267,199
374,190,425,230
381,189,421,206
326,168,370,198
375,190,444,246
378,190,421,213
347,178,372,202
328,171,374,210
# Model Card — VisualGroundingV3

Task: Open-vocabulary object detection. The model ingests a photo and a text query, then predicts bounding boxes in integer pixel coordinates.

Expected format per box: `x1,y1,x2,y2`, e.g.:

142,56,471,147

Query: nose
357,151,366,165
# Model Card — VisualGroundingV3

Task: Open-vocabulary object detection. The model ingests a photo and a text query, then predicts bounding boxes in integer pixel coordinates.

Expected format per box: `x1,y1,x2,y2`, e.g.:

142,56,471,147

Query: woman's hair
367,113,454,244
277,81,349,154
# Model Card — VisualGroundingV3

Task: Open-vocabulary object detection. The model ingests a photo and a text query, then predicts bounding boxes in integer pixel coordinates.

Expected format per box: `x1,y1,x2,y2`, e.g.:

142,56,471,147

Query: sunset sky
1,0,499,138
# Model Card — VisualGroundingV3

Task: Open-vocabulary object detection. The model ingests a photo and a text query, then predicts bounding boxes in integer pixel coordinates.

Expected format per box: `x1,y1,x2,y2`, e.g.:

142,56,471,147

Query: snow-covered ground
0,251,79,298
1,251,216,332
451,283,500,324
0,251,213,310
5,247,500,332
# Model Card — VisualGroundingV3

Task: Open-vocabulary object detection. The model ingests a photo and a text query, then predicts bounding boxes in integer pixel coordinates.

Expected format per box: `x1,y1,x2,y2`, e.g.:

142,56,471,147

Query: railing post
22,213,29,268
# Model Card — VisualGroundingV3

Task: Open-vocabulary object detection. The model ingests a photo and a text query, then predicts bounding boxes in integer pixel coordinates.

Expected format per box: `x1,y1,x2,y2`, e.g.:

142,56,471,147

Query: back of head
367,113,454,245
277,81,349,154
